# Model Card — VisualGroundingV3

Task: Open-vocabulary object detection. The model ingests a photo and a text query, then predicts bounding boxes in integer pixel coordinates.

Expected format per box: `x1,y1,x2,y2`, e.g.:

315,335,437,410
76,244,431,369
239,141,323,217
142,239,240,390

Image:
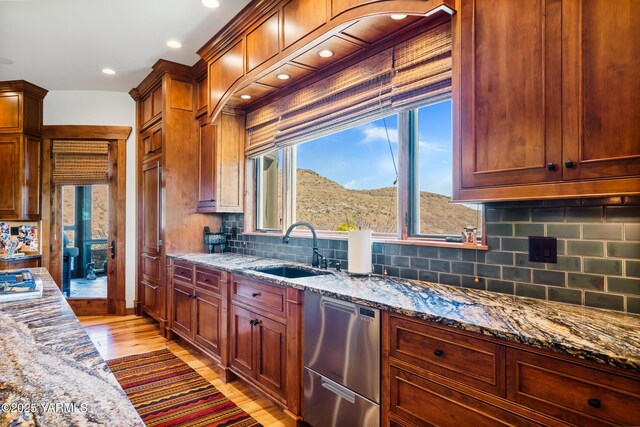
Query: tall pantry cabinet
130,60,216,335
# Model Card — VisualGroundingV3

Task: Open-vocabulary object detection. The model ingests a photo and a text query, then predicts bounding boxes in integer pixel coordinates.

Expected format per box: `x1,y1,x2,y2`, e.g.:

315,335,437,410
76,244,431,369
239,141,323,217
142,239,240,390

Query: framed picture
462,226,478,246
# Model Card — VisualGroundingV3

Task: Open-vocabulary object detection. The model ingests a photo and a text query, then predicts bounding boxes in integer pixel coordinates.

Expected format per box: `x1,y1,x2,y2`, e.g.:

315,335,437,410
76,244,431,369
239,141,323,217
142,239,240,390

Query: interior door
43,126,130,316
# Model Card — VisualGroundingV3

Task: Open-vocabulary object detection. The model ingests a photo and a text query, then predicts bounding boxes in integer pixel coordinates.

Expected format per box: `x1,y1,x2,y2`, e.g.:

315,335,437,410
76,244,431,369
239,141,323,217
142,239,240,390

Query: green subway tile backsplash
222,197,640,313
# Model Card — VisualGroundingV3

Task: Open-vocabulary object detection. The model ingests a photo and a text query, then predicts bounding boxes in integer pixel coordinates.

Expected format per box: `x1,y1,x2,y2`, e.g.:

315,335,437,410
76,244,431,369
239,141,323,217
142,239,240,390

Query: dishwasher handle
320,296,357,315
321,377,356,404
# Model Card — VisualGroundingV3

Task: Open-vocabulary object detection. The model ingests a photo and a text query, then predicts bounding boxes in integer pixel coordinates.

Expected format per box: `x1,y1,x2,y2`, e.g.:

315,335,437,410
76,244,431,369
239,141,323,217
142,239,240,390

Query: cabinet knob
587,398,601,409
546,163,556,171
210,199,216,202
252,292,261,297
191,294,197,299
434,349,444,357
204,278,210,283
249,319,255,325
565,160,575,169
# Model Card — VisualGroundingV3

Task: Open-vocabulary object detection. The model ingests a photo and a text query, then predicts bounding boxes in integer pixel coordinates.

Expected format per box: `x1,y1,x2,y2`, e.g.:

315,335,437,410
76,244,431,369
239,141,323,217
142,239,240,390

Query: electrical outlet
529,236,557,263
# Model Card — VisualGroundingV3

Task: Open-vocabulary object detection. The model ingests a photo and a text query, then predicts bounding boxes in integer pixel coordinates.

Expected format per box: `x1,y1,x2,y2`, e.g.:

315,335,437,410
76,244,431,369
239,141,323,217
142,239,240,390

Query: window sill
240,231,489,250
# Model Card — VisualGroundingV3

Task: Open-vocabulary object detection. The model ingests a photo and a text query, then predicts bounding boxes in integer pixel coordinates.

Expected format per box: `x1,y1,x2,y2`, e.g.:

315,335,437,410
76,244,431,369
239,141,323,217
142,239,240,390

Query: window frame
248,101,485,247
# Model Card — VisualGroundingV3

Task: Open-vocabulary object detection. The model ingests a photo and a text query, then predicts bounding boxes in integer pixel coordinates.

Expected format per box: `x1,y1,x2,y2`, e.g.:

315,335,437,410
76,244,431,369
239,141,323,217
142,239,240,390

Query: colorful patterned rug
107,348,261,427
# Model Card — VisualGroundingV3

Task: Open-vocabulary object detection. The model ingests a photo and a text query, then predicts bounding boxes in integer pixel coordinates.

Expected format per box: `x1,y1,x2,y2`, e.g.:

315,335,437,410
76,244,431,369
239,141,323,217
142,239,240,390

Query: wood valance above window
246,20,452,157
51,140,110,185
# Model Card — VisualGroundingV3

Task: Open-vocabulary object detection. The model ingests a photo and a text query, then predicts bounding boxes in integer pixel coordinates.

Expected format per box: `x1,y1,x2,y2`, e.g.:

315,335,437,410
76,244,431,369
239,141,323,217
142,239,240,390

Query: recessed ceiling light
240,95,252,100
202,0,220,8
102,68,116,75
390,14,407,20
0,57,14,65
276,73,290,80
167,40,182,48
317,49,335,58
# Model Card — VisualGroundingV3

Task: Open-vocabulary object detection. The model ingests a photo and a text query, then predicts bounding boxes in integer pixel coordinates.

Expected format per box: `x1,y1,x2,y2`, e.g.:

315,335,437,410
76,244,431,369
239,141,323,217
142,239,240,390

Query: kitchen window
408,100,482,238
253,99,482,242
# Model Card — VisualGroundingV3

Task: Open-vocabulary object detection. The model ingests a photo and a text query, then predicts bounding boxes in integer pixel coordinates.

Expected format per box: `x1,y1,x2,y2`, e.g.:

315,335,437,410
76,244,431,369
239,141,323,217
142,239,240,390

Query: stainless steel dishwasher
304,290,380,427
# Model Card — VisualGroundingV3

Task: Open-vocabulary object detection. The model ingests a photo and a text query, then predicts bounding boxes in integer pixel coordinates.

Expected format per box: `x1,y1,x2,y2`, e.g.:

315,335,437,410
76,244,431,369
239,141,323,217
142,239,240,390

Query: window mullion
397,110,413,239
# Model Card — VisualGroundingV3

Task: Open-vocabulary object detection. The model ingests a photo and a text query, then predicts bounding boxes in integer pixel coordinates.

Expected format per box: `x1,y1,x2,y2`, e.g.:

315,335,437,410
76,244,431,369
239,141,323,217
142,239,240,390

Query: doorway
62,184,109,299
42,125,130,315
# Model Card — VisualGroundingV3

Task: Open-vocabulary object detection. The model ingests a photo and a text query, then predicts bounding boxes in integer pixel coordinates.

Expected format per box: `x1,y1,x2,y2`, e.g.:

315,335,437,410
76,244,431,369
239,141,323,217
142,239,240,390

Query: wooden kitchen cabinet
196,110,245,213
132,60,214,335
561,0,640,181
507,348,640,427
0,81,47,220
383,312,640,427
230,304,287,400
454,0,640,201
229,274,302,418
168,260,227,369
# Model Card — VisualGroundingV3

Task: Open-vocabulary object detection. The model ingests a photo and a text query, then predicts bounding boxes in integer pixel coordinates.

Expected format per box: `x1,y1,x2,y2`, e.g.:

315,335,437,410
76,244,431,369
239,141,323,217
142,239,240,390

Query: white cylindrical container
347,229,373,275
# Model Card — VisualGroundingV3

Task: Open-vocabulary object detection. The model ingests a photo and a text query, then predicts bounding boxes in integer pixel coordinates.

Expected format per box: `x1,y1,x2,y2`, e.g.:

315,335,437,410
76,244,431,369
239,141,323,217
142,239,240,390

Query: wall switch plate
529,236,557,263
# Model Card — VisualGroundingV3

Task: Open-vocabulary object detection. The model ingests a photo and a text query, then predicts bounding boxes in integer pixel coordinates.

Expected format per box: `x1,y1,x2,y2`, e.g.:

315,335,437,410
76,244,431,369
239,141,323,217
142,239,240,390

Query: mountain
295,169,479,235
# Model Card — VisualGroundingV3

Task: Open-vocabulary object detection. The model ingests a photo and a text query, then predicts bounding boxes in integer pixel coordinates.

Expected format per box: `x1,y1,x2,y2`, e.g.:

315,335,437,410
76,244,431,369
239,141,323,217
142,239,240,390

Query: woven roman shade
52,140,109,185
246,20,451,156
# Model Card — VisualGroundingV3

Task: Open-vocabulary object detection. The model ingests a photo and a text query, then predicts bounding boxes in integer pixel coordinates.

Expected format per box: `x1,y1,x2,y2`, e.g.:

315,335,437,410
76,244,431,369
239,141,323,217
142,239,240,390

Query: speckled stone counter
170,253,640,371
0,268,143,426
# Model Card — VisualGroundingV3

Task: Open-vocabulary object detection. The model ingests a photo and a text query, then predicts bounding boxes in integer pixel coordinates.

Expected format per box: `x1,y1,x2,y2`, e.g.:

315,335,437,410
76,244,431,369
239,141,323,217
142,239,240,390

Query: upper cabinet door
458,0,562,188
0,135,21,219
562,0,640,180
197,119,217,210
22,136,41,220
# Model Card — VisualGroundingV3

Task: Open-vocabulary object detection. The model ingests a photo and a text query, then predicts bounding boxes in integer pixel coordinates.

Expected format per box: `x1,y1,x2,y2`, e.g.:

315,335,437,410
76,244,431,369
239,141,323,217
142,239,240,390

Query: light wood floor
79,315,294,427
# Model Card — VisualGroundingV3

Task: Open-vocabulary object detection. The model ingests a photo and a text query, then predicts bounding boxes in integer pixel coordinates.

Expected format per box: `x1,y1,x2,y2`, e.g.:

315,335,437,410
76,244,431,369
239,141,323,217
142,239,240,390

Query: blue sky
296,100,453,196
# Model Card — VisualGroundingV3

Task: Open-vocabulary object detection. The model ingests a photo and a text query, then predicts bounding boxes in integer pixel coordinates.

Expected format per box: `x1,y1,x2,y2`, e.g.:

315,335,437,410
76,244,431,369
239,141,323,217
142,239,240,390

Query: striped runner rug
107,348,262,427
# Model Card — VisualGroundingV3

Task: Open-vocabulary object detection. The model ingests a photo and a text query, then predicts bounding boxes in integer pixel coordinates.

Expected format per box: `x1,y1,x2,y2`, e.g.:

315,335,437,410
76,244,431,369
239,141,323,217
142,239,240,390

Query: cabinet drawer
232,276,286,319
389,367,539,427
195,267,222,295
141,253,161,283
389,315,505,396
173,262,193,283
507,349,640,426
142,279,162,316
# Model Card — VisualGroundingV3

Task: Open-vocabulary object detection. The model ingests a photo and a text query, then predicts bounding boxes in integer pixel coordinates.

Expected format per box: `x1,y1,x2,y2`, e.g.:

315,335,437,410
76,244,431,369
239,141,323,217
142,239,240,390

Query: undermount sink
251,265,329,279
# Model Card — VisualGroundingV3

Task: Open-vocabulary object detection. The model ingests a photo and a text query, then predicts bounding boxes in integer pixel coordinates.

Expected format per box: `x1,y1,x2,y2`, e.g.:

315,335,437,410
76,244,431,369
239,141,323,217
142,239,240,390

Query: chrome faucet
283,222,325,268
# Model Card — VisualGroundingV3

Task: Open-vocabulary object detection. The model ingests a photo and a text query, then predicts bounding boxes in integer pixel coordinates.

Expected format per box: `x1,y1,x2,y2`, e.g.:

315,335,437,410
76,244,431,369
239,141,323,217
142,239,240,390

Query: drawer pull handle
588,398,601,409
252,292,261,297
434,349,444,357
204,279,210,283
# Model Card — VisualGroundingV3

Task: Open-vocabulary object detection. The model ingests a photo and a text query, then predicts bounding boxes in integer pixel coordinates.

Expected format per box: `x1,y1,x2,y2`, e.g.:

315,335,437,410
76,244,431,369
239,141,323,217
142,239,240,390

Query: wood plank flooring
79,315,293,427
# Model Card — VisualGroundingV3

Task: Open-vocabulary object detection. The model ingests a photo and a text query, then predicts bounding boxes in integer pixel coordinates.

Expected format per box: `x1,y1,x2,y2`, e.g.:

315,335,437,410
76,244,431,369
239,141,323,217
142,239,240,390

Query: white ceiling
0,0,251,92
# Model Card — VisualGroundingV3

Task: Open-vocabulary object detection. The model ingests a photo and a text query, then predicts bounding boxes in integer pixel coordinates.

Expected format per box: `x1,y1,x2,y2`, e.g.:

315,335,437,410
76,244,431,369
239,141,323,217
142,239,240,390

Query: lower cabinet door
255,314,286,399
389,367,539,427
194,290,221,356
231,304,255,378
172,282,194,338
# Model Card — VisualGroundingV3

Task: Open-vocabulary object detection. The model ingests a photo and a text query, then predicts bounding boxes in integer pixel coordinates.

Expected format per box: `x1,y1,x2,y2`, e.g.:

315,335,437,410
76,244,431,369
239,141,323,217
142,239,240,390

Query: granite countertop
0,268,143,427
170,253,640,372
